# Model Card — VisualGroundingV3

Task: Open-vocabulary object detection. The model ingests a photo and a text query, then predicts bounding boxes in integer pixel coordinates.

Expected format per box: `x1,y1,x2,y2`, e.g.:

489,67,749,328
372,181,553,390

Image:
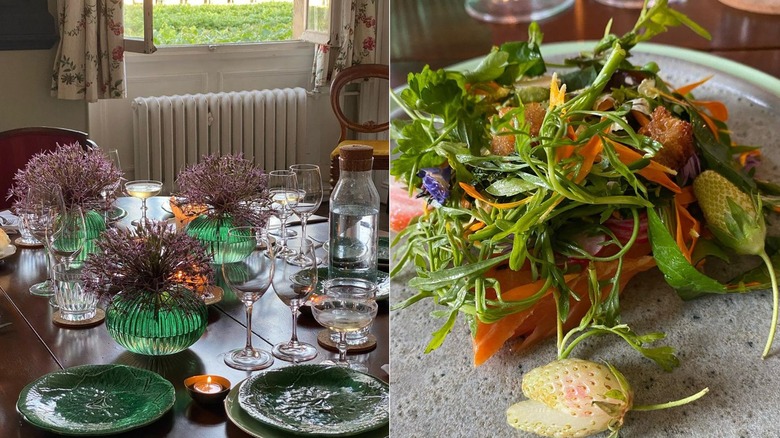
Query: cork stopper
339,145,374,171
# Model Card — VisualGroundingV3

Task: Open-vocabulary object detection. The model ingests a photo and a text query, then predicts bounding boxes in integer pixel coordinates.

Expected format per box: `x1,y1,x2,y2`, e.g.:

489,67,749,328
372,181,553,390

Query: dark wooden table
391,0,780,89
0,197,388,438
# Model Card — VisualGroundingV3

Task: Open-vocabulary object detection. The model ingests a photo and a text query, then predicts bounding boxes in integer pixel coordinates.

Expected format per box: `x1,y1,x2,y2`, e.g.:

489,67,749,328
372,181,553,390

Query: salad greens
391,0,780,370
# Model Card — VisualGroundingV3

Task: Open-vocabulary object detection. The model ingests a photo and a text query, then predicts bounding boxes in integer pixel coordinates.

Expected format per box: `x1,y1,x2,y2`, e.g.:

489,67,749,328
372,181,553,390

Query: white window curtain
312,0,378,91
51,0,127,102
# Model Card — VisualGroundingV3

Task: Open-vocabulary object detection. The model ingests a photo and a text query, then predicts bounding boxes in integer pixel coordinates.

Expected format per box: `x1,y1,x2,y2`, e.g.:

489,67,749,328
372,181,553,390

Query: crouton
639,106,695,170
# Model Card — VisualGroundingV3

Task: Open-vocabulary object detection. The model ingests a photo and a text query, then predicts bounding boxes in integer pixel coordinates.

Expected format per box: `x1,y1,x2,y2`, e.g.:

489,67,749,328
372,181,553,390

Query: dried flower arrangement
81,221,214,311
8,142,122,211
175,154,271,226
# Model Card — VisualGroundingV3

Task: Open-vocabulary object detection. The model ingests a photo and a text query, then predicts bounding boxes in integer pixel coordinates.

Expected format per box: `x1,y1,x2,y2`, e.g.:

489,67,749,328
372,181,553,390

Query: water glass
311,280,378,372
324,278,378,346
53,262,97,322
16,207,42,246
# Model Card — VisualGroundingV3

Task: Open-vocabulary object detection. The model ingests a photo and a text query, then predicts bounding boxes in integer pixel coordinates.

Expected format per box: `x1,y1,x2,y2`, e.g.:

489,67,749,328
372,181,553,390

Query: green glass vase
185,215,255,264
105,289,208,356
78,210,106,262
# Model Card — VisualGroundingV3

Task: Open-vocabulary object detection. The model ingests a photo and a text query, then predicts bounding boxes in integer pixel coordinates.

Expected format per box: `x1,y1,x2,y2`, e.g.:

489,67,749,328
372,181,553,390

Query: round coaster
317,330,377,353
14,237,43,248
201,285,224,306
52,308,105,328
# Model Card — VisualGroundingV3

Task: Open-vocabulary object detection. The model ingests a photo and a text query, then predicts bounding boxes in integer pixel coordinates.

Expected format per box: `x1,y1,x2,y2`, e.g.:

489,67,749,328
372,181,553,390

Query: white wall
0,0,87,132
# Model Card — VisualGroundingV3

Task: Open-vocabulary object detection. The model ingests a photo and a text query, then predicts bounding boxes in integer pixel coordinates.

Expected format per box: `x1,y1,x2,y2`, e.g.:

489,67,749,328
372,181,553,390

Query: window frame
124,0,337,54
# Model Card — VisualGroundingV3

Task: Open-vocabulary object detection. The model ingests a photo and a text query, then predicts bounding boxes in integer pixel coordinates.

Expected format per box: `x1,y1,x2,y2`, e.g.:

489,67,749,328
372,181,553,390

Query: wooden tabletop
0,197,388,437
391,0,780,89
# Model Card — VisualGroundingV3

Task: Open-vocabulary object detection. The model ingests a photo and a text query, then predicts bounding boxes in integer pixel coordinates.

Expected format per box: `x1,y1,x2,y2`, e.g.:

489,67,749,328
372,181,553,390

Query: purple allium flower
418,166,451,205
175,154,271,227
82,221,214,311
9,142,123,212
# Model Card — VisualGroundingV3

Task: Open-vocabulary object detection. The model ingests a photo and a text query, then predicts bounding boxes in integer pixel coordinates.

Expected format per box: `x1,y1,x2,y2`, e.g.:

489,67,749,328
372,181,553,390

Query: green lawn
125,3,294,46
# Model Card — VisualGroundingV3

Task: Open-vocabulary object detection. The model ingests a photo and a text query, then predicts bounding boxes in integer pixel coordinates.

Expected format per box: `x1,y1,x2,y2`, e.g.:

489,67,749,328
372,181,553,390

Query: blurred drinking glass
465,0,574,23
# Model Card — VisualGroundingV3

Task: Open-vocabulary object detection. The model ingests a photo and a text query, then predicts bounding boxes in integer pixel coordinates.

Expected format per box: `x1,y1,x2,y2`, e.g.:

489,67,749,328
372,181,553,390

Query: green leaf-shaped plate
237,365,389,436
17,364,175,436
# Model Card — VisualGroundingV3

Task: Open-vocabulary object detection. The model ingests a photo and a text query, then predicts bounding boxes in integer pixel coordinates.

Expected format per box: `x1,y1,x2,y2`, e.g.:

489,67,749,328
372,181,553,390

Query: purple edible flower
418,166,451,205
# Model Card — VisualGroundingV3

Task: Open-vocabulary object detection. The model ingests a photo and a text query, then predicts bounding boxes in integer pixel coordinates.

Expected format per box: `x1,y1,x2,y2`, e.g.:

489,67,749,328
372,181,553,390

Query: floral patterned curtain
51,0,126,102
312,0,378,91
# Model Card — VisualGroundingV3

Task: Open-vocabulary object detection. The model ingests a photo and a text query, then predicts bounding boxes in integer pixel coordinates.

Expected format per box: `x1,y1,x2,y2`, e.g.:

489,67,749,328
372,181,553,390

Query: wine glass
221,226,276,370
271,238,318,362
465,0,574,23
267,170,298,258
311,280,378,372
101,149,123,225
26,187,59,296
125,179,163,226
49,199,87,268
286,164,323,266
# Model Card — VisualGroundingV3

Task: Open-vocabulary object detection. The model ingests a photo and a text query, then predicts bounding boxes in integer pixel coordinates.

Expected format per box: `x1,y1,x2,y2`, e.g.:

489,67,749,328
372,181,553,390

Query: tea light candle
184,374,231,405
193,376,223,394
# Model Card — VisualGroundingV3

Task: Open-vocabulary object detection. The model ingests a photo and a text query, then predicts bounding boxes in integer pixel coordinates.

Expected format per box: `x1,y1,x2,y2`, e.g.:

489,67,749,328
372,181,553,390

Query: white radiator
131,88,307,192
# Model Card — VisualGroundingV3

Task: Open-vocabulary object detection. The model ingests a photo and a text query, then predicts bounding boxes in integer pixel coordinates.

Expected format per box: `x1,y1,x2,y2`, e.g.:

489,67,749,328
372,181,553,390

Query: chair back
330,64,390,142
0,127,96,210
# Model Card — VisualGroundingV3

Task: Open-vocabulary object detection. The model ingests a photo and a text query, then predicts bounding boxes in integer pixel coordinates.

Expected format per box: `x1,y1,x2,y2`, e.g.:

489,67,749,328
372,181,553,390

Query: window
124,0,337,53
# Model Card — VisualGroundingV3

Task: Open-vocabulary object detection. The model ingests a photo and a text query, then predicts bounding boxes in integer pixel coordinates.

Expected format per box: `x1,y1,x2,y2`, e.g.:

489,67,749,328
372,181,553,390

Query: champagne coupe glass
101,149,123,225
221,227,276,370
268,170,298,258
465,0,574,23
26,187,59,296
272,238,318,362
125,180,163,226
286,164,323,266
311,281,378,372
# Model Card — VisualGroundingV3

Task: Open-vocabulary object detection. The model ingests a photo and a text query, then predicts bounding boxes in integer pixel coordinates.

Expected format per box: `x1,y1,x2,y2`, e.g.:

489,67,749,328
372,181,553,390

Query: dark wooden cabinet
0,0,57,50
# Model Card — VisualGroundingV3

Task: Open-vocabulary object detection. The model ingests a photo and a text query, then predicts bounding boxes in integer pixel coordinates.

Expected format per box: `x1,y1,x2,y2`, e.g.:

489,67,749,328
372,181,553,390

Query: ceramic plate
236,365,389,437
226,378,389,438
17,364,175,436
316,267,390,300
390,43,780,437
0,244,17,259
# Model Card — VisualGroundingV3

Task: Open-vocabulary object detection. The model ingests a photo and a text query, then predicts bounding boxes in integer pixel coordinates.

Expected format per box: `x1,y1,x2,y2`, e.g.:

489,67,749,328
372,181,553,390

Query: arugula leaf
646,207,727,299
485,177,537,197
687,108,755,193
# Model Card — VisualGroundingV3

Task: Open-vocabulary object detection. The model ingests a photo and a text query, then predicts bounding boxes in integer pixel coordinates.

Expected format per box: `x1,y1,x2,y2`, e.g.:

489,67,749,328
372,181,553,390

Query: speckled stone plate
17,364,175,436
390,43,780,437
236,364,389,436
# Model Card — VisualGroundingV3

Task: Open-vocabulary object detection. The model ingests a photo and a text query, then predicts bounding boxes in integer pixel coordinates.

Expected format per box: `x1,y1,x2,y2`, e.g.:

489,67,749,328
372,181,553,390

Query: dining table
0,196,389,438
390,1,780,437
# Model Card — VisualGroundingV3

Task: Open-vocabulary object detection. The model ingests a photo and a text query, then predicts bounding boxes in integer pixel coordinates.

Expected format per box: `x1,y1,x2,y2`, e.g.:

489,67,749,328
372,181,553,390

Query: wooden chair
329,63,390,187
0,127,97,210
